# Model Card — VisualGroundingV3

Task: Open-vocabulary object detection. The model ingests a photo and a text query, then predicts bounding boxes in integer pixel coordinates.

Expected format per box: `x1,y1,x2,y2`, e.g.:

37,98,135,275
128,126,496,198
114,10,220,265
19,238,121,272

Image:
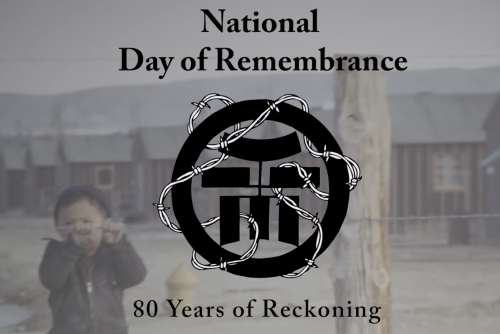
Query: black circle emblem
171,99,350,278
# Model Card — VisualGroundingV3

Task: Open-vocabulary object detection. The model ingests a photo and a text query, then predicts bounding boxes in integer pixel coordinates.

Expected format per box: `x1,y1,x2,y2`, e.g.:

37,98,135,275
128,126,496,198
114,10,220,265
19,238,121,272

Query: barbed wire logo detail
155,94,361,278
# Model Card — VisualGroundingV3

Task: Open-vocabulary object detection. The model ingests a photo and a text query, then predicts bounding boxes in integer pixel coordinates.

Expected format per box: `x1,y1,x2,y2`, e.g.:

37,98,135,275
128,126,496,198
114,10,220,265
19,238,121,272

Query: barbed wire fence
373,213,500,245
0,212,499,262
1,212,500,235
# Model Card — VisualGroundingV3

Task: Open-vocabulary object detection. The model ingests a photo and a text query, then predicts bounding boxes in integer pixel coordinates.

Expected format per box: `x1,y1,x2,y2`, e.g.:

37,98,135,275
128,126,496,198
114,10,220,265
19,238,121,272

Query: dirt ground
1,217,500,334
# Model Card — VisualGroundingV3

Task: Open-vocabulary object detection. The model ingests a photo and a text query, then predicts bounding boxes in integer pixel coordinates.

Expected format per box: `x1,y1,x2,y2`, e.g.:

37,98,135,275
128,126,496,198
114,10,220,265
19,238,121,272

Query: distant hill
1,66,500,135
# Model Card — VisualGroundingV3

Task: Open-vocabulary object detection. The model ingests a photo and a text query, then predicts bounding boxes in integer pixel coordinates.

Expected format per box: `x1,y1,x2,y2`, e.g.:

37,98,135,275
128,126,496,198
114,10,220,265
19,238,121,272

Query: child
38,185,147,334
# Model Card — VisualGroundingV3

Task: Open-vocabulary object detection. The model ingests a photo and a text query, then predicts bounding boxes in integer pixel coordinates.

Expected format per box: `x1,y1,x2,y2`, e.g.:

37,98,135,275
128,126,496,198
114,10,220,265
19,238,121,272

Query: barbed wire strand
353,213,500,222
191,213,260,271
2,213,500,231
155,93,361,278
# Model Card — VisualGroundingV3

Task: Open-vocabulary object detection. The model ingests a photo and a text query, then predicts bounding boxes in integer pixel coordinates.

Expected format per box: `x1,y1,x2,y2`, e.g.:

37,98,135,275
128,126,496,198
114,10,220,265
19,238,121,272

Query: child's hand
71,222,95,249
56,224,72,241
103,221,125,245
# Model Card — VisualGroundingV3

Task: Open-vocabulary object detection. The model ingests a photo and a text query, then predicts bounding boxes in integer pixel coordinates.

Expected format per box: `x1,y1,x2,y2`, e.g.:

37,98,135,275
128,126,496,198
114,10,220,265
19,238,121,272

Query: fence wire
0,213,499,230
348,213,500,222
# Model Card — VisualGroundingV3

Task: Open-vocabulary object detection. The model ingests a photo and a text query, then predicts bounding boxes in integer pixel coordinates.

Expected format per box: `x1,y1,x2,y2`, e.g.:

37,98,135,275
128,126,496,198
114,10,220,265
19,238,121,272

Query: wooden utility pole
330,55,392,334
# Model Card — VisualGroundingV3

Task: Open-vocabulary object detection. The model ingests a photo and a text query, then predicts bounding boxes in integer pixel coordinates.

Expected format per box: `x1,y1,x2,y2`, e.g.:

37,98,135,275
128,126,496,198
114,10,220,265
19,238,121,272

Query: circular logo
169,98,352,278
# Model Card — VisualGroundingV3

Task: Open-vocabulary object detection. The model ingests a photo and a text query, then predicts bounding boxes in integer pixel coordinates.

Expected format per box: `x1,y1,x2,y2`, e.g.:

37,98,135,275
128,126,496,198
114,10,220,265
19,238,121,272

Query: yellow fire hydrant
164,264,198,315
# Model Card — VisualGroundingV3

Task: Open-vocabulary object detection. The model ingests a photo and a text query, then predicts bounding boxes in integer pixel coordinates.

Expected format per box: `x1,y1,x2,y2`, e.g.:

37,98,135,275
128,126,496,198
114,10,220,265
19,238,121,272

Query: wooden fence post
330,55,393,334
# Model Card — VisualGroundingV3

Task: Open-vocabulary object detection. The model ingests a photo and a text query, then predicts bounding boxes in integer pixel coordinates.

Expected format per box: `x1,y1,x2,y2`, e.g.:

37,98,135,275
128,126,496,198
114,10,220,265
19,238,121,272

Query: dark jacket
38,236,147,334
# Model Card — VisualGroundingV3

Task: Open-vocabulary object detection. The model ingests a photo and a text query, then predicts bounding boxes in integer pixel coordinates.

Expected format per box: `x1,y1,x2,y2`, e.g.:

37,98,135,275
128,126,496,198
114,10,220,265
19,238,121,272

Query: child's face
56,198,108,255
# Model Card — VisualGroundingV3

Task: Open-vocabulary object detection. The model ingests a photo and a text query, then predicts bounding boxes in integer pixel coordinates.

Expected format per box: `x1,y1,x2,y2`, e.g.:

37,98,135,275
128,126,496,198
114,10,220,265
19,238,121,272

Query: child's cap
53,184,112,221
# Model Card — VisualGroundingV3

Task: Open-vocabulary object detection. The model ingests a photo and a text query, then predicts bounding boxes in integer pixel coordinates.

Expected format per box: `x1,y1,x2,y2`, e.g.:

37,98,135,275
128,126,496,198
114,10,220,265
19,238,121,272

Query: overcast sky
1,0,500,95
